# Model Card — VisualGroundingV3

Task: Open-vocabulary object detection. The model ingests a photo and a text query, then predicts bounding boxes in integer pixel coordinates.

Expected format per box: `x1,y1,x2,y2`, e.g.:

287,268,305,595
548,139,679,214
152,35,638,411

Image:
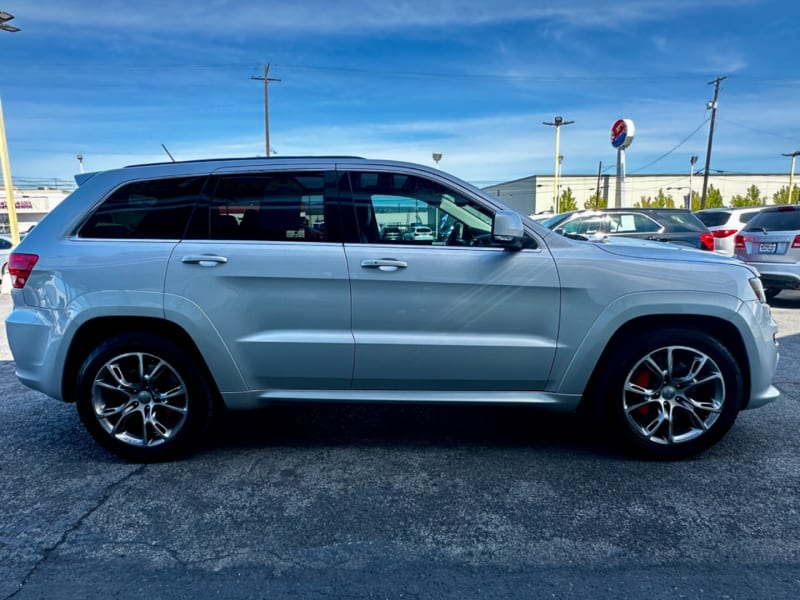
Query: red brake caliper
634,370,652,415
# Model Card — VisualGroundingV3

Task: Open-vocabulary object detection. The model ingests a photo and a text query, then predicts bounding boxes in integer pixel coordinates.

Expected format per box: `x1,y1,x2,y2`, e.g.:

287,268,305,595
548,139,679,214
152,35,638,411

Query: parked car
544,208,715,250
695,207,765,256
403,225,435,242
380,225,403,241
0,233,15,279
5,157,779,461
734,204,800,300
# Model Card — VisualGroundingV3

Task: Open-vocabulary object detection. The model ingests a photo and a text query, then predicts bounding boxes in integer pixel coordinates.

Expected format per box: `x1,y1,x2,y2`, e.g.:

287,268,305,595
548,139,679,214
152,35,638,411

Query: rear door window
186,171,341,242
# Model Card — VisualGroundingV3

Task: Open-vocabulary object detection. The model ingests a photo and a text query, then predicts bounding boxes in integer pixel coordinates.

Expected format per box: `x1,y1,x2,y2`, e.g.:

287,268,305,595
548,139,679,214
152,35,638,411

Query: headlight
749,277,767,303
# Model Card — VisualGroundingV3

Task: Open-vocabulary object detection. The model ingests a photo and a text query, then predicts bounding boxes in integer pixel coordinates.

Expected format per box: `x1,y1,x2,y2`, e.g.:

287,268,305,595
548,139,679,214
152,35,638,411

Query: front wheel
596,329,743,459
75,332,214,461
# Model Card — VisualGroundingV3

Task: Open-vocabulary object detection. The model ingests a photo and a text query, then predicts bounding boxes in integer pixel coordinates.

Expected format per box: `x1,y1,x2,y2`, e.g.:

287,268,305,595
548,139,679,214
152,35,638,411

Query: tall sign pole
0,97,20,244
610,119,635,208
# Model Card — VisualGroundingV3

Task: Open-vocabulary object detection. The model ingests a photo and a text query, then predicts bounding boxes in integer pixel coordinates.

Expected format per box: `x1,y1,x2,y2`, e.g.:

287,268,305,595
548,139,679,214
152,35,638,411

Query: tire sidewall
75,332,212,461
601,328,743,459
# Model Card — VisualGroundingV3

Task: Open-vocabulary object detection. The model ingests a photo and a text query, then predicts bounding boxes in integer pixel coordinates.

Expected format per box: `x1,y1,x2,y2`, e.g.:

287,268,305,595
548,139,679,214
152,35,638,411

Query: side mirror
492,210,525,250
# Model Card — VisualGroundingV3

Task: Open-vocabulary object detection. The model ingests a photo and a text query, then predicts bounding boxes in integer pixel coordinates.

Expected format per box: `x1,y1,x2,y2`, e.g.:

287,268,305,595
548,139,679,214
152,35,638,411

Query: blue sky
0,0,799,188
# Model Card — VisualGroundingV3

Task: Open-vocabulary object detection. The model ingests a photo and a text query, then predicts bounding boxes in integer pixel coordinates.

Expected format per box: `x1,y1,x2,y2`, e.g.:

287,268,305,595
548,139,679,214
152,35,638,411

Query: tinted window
341,171,529,248
188,172,337,242
561,216,608,235
654,211,707,232
695,211,731,227
0,238,11,249
80,176,206,239
745,210,800,232
738,211,761,225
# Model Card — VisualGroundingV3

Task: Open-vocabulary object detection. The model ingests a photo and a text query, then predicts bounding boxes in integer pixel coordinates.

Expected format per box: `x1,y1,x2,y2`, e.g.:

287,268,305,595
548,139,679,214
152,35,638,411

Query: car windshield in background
653,211,707,232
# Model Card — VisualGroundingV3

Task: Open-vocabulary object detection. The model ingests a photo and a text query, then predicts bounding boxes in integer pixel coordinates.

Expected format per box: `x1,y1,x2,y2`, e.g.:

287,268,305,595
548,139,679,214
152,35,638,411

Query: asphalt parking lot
1,291,800,599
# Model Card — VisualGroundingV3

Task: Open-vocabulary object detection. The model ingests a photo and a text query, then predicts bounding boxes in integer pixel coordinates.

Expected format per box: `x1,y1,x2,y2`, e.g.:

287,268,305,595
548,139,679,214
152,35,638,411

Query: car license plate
759,242,777,254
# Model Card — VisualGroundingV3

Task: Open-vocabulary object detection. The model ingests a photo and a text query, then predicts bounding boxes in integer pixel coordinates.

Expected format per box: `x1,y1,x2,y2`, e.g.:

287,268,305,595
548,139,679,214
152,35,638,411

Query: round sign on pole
610,119,635,149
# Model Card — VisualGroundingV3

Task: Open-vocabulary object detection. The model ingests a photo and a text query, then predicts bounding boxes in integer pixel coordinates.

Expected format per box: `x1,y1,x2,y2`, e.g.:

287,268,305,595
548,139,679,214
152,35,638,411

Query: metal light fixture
0,11,20,32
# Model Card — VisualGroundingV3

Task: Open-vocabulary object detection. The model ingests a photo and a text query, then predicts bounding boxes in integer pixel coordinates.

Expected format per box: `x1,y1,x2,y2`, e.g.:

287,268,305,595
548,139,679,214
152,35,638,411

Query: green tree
730,184,764,207
635,188,675,208
692,186,724,210
584,190,607,209
772,185,800,205
558,187,578,212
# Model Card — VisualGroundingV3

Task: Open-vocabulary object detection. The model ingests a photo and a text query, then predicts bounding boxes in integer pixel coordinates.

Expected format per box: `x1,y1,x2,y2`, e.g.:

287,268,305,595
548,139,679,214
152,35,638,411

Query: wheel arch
579,314,750,414
62,316,224,408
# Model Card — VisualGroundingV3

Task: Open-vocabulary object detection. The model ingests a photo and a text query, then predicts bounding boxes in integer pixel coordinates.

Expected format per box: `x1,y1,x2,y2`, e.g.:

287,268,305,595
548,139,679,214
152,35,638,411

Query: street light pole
543,116,574,213
689,155,698,210
782,151,800,203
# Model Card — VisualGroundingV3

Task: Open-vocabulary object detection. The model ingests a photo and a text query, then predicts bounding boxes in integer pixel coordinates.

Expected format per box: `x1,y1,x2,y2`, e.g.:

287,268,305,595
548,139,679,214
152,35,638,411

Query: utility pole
782,151,800,203
595,161,603,209
700,76,726,210
543,116,574,213
251,64,281,157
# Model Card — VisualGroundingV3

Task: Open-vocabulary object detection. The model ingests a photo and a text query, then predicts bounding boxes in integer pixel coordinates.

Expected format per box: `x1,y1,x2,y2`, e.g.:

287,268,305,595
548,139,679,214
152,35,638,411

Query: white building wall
485,173,795,216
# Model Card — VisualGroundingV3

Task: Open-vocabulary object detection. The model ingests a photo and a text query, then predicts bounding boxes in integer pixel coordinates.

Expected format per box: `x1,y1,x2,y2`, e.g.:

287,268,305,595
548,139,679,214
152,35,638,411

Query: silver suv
5,157,780,461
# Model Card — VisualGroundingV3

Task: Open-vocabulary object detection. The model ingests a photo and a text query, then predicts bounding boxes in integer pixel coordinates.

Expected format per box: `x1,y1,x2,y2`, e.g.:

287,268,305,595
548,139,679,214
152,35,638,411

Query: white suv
695,207,765,256
5,157,780,461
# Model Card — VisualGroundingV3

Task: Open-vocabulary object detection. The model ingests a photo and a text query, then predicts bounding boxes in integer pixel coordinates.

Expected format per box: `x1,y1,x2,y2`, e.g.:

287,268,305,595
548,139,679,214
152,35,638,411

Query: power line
628,119,708,174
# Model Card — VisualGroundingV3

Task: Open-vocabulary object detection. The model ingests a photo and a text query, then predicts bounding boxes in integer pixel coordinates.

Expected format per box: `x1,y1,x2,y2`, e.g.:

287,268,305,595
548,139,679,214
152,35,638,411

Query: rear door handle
182,255,229,267
360,258,408,271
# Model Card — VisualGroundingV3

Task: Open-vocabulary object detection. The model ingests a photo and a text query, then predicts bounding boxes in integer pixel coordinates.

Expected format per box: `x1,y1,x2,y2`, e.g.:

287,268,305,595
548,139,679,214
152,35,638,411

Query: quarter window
79,176,206,239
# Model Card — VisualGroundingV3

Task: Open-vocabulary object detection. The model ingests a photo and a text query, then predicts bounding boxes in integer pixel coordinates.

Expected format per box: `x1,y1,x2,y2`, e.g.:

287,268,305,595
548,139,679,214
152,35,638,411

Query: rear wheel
75,332,214,461
596,328,743,459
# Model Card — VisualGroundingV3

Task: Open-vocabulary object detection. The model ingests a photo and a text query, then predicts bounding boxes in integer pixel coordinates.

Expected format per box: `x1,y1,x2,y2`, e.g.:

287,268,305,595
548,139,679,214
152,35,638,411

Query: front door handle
182,255,229,267
360,258,408,271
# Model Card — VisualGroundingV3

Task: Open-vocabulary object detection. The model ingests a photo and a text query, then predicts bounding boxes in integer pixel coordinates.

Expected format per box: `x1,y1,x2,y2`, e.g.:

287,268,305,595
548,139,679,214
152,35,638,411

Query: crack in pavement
3,463,147,600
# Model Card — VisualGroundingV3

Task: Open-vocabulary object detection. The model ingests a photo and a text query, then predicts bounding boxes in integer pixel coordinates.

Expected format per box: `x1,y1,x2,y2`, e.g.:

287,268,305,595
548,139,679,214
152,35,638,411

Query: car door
164,169,354,392
338,167,561,392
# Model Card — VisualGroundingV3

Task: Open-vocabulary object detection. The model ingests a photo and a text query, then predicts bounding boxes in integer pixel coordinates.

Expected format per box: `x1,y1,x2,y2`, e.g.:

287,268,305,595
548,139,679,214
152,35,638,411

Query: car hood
591,234,741,265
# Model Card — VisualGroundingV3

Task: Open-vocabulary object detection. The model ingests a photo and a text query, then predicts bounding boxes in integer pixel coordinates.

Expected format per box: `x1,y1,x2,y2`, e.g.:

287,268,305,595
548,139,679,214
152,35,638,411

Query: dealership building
1,186,73,235
483,172,794,217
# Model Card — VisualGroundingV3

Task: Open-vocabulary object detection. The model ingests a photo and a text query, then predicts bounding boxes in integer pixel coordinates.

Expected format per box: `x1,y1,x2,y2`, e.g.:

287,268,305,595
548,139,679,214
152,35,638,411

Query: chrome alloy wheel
622,345,725,446
91,352,189,448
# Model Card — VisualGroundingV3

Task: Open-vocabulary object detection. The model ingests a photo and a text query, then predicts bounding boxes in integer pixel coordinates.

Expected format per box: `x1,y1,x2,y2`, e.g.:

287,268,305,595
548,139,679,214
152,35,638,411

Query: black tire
595,328,743,459
764,288,781,301
75,332,214,461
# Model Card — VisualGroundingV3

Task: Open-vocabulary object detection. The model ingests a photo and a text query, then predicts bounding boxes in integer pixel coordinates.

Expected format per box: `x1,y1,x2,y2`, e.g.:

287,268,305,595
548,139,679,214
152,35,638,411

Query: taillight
8,253,38,289
700,232,715,251
792,235,800,249
734,234,745,249
712,229,738,238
